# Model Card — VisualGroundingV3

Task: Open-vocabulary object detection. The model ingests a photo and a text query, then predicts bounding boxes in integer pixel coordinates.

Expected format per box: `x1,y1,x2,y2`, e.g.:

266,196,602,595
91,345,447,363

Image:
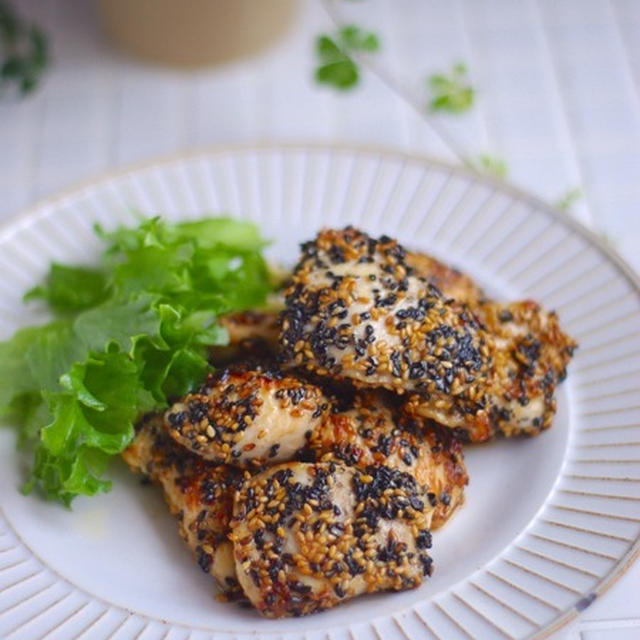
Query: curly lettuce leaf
24,264,109,312
73,294,167,356
0,216,273,505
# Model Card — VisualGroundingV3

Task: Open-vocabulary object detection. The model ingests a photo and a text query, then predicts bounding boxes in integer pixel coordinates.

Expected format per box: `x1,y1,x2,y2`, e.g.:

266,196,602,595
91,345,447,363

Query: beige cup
97,0,299,68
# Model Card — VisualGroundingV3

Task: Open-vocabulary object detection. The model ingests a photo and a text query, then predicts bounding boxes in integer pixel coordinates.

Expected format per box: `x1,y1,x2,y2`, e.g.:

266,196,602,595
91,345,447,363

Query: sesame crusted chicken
210,310,280,365
280,227,576,443
302,391,467,529
119,225,578,618
165,365,331,467
122,414,243,596
405,300,576,440
405,251,484,305
402,390,494,443
398,413,468,527
478,300,575,437
279,226,493,411
230,462,434,618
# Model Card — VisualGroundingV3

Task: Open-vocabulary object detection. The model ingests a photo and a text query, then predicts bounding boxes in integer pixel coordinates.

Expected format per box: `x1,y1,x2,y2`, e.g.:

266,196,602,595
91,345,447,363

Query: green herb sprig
315,24,380,91
0,1,49,96
428,62,474,114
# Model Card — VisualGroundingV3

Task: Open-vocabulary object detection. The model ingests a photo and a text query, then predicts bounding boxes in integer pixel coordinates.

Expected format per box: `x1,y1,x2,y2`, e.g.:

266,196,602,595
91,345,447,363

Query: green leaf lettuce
0,216,273,505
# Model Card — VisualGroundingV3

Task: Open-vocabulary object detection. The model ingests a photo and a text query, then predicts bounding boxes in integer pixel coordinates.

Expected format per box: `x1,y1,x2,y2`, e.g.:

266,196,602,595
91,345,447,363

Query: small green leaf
316,59,359,90
30,27,48,68
338,25,380,53
0,3,49,96
428,74,448,89
62,449,112,497
0,3,19,41
316,35,342,60
24,321,86,392
73,295,166,356
161,347,211,399
173,217,266,251
431,95,454,111
25,264,109,312
428,62,475,114
314,24,380,92
360,33,380,52
60,367,106,411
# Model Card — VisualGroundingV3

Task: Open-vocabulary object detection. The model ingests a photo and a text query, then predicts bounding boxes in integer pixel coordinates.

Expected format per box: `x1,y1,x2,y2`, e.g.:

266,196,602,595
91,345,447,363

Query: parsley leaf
428,62,475,114
339,25,380,52
314,24,380,91
0,2,49,96
1,216,273,505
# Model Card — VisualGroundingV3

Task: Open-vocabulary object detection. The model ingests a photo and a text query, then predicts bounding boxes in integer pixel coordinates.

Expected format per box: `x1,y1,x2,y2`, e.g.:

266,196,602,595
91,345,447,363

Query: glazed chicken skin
122,414,242,595
230,462,433,617
280,227,493,418
303,390,467,528
165,365,330,467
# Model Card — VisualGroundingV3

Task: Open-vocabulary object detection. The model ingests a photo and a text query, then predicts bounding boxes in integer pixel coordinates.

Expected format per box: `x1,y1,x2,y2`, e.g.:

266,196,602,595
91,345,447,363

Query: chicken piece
402,389,494,443
405,250,484,305
303,391,467,529
281,227,576,443
406,300,576,440
210,310,280,365
479,300,575,436
165,365,331,467
280,226,493,405
122,414,242,595
399,414,468,527
230,462,433,618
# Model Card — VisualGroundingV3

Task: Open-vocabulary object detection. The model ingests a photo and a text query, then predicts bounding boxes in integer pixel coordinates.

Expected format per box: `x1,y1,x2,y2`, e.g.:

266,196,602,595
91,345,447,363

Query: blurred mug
97,0,299,68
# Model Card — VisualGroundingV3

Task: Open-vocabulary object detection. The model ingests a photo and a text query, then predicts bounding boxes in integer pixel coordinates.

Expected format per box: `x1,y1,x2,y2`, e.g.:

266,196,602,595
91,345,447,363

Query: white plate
0,144,639,640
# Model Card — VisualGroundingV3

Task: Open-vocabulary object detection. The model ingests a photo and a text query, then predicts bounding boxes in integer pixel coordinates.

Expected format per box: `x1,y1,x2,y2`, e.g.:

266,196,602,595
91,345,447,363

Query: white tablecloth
0,1,638,637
